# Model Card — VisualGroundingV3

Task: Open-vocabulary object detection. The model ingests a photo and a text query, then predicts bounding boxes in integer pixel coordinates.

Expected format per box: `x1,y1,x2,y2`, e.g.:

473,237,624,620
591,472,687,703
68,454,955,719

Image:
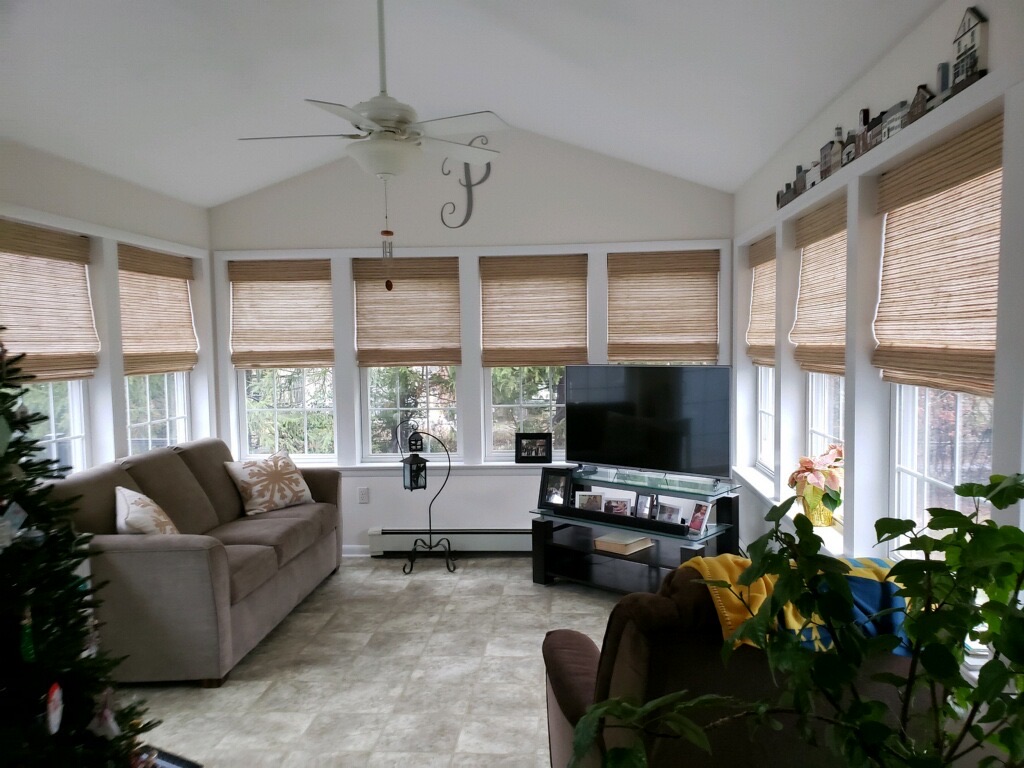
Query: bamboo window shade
747,233,776,268
118,245,198,376
607,251,719,363
746,259,776,367
479,255,587,366
872,166,1002,397
228,260,335,368
0,219,99,380
789,229,847,375
353,257,461,366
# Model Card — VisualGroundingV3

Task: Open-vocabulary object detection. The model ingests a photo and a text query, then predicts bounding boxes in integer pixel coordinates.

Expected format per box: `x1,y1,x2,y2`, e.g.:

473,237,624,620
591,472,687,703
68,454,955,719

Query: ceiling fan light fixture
347,135,421,179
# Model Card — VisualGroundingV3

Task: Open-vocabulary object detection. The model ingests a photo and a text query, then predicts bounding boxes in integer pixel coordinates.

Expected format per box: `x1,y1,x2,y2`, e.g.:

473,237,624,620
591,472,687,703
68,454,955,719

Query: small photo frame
604,499,630,516
656,502,682,525
538,467,572,510
575,491,605,511
515,432,553,464
634,494,654,519
689,502,711,537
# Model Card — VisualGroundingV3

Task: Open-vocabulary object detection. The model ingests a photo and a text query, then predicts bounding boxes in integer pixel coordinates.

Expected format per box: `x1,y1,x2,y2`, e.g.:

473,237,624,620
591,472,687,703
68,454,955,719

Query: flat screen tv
564,365,732,479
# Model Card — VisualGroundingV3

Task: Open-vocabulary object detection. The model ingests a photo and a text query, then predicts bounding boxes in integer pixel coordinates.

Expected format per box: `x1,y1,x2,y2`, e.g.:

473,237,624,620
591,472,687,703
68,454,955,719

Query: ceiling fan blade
420,136,499,166
239,133,363,141
306,99,383,131
411,111,507,139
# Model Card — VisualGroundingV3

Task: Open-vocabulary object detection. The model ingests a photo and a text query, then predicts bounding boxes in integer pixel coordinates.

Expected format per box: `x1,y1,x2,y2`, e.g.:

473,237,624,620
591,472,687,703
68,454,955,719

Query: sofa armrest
301,467,341,506
86,533,233,682
543,629,601,727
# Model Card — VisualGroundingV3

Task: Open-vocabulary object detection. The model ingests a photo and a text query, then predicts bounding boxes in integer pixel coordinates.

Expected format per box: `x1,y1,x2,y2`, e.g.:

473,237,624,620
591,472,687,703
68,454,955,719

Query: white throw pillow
115,486,179,535
224,449,313,515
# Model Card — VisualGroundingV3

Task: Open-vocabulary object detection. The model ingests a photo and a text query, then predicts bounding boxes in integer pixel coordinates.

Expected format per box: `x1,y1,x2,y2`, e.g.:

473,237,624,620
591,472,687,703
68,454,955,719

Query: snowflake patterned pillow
115,486,179,535
225,449,314,515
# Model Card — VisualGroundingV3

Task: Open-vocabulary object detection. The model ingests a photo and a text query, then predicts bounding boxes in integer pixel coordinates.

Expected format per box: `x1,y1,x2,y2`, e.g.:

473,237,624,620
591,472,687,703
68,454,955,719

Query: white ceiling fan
241,0,505,179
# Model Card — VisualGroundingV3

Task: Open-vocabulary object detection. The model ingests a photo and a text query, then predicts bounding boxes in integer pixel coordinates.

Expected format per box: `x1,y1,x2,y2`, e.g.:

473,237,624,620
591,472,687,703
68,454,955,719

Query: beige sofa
49,437,341,685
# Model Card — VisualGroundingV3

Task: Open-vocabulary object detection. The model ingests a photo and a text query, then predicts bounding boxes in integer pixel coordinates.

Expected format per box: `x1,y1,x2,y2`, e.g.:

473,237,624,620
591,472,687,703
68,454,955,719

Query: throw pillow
115,486,179,535
224,449,313,515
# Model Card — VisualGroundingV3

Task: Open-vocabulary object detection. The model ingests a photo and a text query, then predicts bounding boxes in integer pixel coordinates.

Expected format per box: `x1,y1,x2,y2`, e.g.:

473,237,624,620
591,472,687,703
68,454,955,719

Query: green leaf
875,517,916,543
765,497,796,523
973,658,1012,703
985,474,1024,510
992,614,1024,664
605,747,648,768
0,415,10,455
919,643,960,681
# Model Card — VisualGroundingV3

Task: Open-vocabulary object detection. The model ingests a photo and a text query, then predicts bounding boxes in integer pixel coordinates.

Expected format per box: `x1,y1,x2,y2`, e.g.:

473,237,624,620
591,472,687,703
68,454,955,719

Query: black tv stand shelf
531,467,740,594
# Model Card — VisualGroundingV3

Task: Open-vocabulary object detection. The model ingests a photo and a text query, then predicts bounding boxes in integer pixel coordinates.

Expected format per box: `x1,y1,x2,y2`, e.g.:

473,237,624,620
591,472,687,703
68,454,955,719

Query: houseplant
788,444,843,526
572,473,1024,768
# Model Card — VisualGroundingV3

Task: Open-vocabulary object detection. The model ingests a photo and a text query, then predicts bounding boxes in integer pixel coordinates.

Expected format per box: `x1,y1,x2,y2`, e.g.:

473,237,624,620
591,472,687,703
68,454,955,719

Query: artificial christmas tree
0,334,156,767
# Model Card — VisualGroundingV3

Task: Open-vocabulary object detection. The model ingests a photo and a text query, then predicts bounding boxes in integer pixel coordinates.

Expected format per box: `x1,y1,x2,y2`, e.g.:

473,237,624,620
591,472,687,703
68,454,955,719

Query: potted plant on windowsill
788,444,843,527
571,473,1024,768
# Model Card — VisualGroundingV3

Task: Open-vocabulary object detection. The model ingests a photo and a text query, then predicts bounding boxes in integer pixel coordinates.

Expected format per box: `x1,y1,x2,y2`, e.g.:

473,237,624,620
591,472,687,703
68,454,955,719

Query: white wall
210,128,733,251
0,140,210,250
734,0,1024,236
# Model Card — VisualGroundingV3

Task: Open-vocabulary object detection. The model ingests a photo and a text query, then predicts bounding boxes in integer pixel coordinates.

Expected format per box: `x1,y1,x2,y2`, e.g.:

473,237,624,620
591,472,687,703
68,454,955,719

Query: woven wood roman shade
747,233,776,268
607,250,720,363
118,245,198,375
876,114,1003,214
746,259,777,367
353,257,461,366
789,228,847,375
0,219,99,380
480,254,587,366
228,260,334,368
873,167,1002,396
795,196,846,249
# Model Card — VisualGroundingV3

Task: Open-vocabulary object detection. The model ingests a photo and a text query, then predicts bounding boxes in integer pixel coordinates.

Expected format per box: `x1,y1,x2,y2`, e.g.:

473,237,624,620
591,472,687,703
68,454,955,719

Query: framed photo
656,502,682,525
515,432,552,464
575,491,605,511
689,502,711,537
538,467,572,510
603,499,630,516
634,494,654,519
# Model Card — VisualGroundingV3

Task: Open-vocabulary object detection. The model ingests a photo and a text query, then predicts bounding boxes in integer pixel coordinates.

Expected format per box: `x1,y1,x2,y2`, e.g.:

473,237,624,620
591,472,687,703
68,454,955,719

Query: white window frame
806,371,845,527
892,383,994,554
21,380,88,473
484,365,566,462
125,372,190,455
755,365,775,476
237,367,336,460
360,365,460,462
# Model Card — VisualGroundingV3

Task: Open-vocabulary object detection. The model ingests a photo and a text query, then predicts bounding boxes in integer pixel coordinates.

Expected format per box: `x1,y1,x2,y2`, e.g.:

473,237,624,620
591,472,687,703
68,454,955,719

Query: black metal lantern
408,429,424,453
402,452,428,491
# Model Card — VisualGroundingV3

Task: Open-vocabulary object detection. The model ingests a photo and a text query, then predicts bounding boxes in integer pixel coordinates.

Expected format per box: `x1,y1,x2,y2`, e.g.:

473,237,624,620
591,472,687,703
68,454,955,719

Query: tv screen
564,365,732,479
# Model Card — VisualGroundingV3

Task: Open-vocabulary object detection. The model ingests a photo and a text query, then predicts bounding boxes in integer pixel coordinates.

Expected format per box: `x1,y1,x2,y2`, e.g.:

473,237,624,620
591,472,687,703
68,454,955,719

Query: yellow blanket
684,554,775,643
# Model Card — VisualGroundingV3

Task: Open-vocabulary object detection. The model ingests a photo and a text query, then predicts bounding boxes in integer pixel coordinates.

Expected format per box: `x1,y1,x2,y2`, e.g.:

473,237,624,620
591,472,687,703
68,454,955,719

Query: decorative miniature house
854,108,872,157
819,126,844,180
794,165,807,196
951,7,988,95
805,162,821,189
867,114,884,151
881,101,909,141
907,84,936,125
841,131,857,166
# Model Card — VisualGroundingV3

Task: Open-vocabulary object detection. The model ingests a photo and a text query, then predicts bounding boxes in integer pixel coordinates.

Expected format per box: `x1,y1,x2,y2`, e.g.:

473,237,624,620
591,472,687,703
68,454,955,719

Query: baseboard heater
368,527,532,556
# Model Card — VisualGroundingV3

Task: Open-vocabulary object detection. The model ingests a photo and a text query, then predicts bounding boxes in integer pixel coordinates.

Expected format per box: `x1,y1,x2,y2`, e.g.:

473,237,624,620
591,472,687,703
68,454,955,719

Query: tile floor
123,555,619,767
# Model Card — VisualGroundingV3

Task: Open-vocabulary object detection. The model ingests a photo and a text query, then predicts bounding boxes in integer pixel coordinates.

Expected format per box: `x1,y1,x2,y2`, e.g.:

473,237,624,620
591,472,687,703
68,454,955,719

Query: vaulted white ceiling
0,0,944,208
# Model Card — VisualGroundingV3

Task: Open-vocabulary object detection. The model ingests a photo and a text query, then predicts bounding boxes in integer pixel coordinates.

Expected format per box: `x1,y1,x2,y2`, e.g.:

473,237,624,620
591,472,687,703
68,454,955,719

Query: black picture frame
538,466,572,510
515,432,553,464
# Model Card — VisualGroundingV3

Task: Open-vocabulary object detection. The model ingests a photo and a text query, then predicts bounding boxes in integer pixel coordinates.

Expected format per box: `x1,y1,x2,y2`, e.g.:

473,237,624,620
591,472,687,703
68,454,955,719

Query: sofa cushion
115,486,179,535
49,465,142,535
223,544,278,604
224,450,313,515
173,438,245,524
207,517,319,567
255,502,338,538
120,448,220,534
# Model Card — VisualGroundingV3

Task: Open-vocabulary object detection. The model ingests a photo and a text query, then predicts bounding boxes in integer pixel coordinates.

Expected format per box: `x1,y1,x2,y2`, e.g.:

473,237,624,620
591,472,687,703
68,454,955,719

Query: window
755,365,775,472
894,385,993,530
807,372,844,456
20,380,87,472
364,365,456,456
488,366,565,456
242,367,334,457
126,373,189,455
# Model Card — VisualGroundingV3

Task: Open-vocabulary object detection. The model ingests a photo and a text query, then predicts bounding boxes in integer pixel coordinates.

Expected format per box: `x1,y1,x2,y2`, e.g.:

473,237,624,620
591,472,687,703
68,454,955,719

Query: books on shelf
594,531,654,555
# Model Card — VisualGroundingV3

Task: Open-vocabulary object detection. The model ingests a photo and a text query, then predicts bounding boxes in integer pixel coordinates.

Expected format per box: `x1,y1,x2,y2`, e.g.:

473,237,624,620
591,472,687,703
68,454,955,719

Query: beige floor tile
455,715,541,755
373,712,464,752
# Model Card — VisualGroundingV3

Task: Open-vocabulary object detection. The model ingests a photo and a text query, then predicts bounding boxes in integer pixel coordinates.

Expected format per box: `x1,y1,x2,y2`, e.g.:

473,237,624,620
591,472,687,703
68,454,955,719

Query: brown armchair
543,565,912,768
